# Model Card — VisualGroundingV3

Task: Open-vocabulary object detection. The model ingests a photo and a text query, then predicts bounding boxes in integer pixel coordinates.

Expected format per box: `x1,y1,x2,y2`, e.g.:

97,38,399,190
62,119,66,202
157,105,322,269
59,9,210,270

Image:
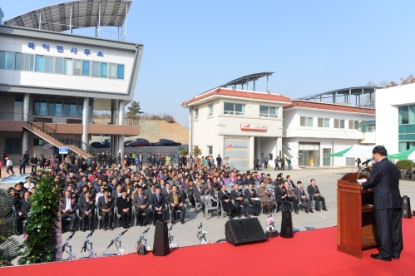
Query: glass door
323,149,331,166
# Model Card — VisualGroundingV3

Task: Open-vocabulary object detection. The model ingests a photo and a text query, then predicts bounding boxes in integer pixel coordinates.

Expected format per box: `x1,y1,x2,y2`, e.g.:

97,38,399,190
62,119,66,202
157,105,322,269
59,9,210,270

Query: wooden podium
337,173,379,258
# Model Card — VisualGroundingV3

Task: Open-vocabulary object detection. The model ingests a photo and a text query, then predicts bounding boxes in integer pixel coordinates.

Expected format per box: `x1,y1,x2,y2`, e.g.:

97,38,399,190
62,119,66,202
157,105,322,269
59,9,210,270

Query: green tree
193,146,202,158
180,149,188,156
20,173,61,264
127,101,141,117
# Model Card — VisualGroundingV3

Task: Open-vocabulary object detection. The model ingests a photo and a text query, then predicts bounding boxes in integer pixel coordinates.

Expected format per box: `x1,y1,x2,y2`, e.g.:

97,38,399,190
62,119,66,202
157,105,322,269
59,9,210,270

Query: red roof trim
181,88,291,106
284,100,375,114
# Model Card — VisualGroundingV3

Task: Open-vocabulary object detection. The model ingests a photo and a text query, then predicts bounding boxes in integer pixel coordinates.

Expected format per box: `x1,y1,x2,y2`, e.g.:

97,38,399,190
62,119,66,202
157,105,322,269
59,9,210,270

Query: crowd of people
4,150,327,236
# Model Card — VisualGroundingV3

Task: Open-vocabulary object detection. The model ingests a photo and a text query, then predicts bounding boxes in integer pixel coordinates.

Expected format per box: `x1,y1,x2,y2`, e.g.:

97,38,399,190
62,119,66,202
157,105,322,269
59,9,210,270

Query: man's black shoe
316,209,321,212
370,254,391,262
392,253,400,260
322,208,328,211
103,228,107,231
181,221,184,225
310,209,314,213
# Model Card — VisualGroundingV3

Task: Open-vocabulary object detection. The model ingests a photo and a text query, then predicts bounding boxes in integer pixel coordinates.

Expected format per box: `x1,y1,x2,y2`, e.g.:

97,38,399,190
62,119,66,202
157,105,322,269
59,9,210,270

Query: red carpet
2,219,415,276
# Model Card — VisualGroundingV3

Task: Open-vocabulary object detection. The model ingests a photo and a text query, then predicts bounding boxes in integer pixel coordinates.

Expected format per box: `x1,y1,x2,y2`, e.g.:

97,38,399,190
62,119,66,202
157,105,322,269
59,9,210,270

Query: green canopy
388,147,415,160
330,146,353,157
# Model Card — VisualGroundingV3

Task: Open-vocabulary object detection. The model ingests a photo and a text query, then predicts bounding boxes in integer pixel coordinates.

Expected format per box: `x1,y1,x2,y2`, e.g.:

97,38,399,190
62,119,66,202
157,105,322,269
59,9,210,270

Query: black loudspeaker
402,196,412,219
153,222,170,256
280,210,293,238
225,218,267,246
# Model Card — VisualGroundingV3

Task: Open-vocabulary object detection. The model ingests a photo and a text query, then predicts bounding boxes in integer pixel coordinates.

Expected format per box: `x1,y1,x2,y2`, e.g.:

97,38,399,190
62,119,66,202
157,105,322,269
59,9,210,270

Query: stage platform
2,218,414,275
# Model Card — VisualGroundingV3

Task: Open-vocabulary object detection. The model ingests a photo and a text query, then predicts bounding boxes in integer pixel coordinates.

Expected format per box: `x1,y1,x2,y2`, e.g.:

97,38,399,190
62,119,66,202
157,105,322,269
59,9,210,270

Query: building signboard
240,123,267,132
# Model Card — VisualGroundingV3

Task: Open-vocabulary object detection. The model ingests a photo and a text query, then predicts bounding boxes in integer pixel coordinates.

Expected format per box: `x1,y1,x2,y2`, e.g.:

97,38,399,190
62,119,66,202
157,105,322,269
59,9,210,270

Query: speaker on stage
402,196,412,219
280,209,293,238
225,217,267,246
153,222,170,256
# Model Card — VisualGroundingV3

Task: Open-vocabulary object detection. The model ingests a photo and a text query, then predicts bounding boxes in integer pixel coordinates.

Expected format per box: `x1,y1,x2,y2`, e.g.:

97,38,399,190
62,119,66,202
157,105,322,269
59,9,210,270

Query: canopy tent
330,145,374,158
388,147,415,160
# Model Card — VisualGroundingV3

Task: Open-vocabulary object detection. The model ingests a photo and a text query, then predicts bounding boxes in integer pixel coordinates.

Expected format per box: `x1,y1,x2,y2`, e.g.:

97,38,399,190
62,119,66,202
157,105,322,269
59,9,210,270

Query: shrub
395,160,415,171
180,149,188,156
193,146,202,158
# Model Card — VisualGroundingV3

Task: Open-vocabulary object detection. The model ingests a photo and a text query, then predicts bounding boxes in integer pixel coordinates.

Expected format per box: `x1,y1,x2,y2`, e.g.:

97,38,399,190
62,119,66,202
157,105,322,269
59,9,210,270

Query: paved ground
2,166,415,262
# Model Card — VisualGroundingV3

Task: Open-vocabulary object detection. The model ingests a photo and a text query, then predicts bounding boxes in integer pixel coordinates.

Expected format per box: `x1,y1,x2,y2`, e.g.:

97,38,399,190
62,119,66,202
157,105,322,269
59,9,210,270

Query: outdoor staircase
22,122,90,158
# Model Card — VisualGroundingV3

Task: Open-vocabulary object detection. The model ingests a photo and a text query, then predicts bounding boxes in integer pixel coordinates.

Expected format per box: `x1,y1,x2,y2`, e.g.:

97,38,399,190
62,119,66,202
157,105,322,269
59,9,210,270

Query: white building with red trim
283,101,376,168
181,88,291,169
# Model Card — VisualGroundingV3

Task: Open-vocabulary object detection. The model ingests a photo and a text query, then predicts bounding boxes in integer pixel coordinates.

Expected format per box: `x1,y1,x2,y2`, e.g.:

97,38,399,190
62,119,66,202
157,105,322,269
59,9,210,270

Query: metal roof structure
3,0,131,34
296,86,379,108
221,72,274,88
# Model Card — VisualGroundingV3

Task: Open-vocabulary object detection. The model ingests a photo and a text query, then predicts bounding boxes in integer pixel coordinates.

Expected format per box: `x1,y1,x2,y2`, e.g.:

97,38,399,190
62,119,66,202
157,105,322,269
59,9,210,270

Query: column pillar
249,136,255,169
82,98,89,152
22,130,28,154
118,100,125,157
276,137,282,158
23,93,30,122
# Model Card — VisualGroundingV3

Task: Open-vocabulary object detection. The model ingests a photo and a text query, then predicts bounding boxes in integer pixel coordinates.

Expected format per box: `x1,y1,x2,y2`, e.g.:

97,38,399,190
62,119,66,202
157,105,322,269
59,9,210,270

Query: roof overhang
3,0,132,33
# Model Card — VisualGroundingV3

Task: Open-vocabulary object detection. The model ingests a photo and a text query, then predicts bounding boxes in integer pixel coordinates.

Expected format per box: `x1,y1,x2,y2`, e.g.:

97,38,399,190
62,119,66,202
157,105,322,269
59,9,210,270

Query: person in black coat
307,179,327,211
116,188,132,228
275,181,288,211
360,146,403,261
78,190,95,231
218,185,237,219
230,184,249,218
16,191,31,235
244,183,261,216
167,186,185,224
151,186,166,225
132,185,151,226
97,189,114,230
60,190,78,232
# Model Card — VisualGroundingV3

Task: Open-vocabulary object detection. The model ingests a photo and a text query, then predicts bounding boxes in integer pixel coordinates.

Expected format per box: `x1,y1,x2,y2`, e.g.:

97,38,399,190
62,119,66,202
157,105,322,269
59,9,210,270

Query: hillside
92,118,188,144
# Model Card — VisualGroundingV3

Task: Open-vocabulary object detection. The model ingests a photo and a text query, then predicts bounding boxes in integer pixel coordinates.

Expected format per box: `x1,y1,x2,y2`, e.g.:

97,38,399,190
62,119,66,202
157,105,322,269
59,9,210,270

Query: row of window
33,99,86,118
399,105,415,125
0,50,125,79
194,103,279,119
300,116,375,131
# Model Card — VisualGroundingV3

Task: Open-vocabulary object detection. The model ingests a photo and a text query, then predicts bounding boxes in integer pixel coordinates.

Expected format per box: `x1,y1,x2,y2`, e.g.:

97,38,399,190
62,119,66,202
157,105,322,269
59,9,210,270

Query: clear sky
2,0,415,127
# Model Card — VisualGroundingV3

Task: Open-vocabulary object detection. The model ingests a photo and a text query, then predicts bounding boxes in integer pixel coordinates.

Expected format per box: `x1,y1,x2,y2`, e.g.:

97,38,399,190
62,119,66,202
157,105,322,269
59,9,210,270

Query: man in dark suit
151,186,166,225
167,185,185,224
275,181,287,211
230,184,249,218
117,188,132,228
78,190,95,231
286,175,297,189
16,191,31,235
360,146,402,261
61,190,78,232
112,183,122,204
133,185,151,226
295,181,313,213
307,179,327,211
98,188,114,231
244,183,261,216
192,181,205,211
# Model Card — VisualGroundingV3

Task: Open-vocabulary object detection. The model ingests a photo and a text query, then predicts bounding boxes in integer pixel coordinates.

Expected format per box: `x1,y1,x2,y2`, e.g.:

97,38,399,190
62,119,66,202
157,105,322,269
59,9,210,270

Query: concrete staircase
22,122,90,158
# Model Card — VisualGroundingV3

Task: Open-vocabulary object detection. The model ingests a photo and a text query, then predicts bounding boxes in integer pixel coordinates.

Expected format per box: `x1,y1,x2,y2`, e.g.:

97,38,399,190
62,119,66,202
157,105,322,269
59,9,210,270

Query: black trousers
61,212,76,231
152,207,166,223
235,200,249,215
100,210,113,228
312,195,326,210
119,210,131,227
299,197,312,212
286,196,299,211
19,165,25,174
31,165,37,173
81,211,94,229
136,207,151,225
274,164,280,170
374,208,403,258
248,200,261,215
17,215,28,233
170,205,186,222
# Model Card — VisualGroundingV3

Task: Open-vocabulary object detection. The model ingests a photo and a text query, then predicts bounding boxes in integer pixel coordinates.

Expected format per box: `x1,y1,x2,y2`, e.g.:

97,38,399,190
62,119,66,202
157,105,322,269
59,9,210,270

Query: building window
300,116,313,127
318,118,330,128
24,54,34,71
55,101,63,116
0,51,15,70
92,61,100,77
15,53,22,70
399,105,415,125
208,146,213,155
64,58,73,75
117,64,125,79
260,106,278,117
348,120,355,129
48,101,56,116
55,57,64,74
334,119,345,128
73,59,82,76
224,102,246,115
45,56,54,73
208,104,213,117
35,55,45,72
82,60,90,76
194,108,199,119
70,102,77,117
109,63,117,79
5,138,22,154
33,100,48,116
77,104,83,118
100,62,108,78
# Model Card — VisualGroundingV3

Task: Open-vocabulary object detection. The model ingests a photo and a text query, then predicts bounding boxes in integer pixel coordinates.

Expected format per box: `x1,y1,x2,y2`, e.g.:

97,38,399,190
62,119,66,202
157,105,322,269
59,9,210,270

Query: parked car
90,139,110,148
129,138,150,147
124,140,133,147
148,142,157,146
156,139,182,147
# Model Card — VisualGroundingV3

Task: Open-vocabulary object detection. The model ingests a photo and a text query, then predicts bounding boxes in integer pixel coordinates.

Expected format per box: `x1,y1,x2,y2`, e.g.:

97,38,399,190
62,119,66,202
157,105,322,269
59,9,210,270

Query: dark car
129,138,150,147
90,140,110,148
124,140,133,147
156,139,182,147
